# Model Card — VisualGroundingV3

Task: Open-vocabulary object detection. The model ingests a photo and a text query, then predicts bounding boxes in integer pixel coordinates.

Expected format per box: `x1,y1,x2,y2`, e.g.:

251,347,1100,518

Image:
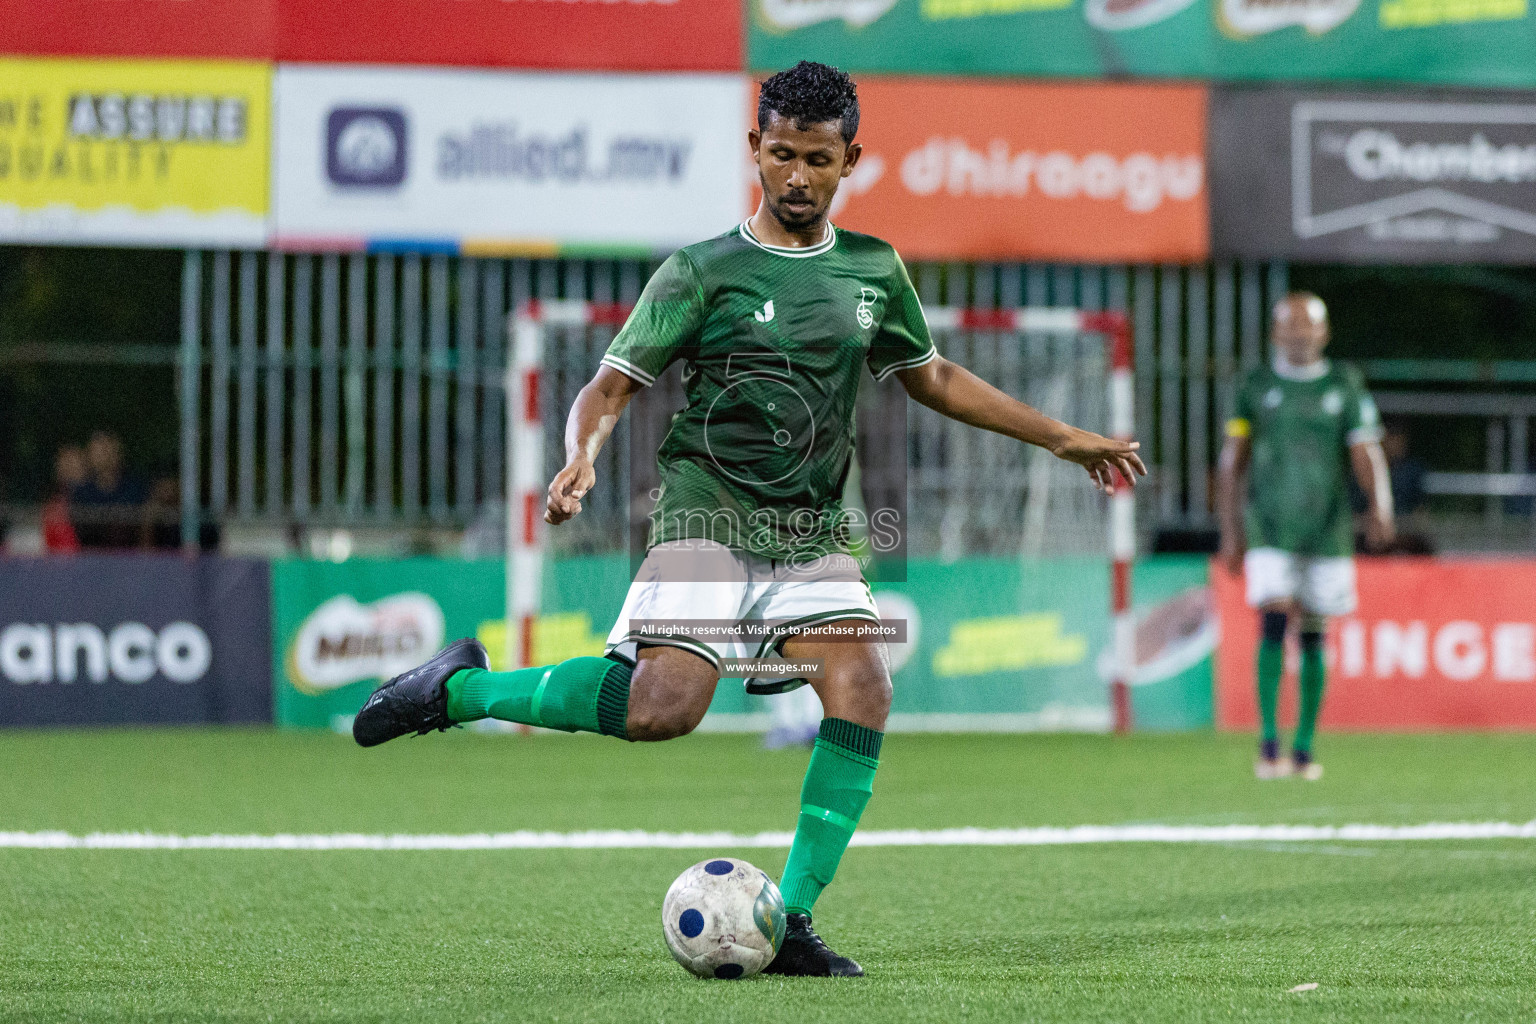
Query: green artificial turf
2,729,1535,1022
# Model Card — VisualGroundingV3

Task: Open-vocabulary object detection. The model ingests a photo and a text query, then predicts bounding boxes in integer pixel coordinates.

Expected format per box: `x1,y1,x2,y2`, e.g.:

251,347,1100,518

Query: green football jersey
1229,359,1382,557
602,221,935,560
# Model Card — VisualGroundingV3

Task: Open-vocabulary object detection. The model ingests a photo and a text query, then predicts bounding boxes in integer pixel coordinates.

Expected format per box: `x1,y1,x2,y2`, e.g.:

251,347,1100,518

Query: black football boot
352,638,490,747
761,914,864,977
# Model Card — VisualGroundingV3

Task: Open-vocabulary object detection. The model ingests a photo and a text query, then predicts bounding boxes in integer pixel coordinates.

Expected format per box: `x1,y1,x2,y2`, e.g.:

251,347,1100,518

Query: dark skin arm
1350,440,1395,551
545,365,644,524
1216,434,1250,577
1218,434,1395,577
895,354,1146,493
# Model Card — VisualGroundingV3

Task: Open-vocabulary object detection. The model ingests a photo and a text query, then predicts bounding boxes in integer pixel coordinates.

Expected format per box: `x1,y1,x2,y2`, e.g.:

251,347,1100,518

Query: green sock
1257,638,1283,747
1294,638,1326,756
779,718,883,920
445,657,632,738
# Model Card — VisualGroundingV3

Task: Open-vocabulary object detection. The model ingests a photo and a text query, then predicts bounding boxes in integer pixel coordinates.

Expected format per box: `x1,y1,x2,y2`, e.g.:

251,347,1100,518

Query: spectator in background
42,443,87,554
1383,422,1427,517
141,477,181,550
72,431,147,549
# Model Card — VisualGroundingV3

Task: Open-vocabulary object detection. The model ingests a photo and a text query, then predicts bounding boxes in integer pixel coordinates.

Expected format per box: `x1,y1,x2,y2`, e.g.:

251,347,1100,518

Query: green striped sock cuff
594,660,632,739
816,717,883,764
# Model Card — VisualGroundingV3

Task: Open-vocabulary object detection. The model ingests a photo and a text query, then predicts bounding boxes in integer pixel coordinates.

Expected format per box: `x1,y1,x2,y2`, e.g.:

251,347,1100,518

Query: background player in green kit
352,61,1146,975
1218,293,1395,782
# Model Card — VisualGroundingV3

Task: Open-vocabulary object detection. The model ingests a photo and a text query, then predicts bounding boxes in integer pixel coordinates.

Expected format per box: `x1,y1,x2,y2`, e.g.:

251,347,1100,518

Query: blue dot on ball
705,859,734,875
715,963,744,979
679,909,704,938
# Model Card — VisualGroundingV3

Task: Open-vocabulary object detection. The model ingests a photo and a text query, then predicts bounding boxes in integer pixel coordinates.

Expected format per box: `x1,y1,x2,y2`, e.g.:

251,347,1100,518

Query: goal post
507,301,1135,733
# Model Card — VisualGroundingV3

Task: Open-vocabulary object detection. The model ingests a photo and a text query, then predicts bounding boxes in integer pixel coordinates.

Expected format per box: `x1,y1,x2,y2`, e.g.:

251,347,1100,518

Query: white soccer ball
662,857,786,979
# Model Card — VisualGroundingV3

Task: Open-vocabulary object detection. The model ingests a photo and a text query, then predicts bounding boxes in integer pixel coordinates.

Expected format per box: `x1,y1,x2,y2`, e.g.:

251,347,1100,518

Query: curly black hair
757,61,860,144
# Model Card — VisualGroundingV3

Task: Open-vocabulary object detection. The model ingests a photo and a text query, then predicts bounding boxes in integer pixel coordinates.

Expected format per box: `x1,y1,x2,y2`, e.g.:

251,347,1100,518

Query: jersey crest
856,287,879,329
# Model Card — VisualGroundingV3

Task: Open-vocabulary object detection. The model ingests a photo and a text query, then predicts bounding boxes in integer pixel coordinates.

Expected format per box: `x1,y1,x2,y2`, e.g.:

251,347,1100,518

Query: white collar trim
739,220,836,257
1272,355,1330,382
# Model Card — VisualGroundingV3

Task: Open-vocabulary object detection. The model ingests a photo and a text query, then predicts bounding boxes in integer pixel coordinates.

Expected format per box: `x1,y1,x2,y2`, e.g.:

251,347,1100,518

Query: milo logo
287,593,445,694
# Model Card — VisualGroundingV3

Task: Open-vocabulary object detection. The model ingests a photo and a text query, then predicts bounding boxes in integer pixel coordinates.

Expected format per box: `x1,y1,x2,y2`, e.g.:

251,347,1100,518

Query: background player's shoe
1292,750,1324,781
352,638,490,747
761,914,864,977
1254,738,1290,780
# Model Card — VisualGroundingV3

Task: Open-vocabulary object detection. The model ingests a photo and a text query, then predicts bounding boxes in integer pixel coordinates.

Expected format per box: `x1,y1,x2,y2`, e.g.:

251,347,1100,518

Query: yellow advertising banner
0,57,269,246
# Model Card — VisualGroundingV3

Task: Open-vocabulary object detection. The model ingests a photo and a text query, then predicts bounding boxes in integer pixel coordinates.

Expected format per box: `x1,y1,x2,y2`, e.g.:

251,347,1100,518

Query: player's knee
1299,629,1324,652
626,704,702,742
1260,610,1288,644
828,665,891,718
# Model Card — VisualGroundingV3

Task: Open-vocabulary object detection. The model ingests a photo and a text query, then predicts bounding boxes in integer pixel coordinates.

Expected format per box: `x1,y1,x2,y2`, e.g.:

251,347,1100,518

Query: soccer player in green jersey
353,61,1146,975
1218,293,1394,782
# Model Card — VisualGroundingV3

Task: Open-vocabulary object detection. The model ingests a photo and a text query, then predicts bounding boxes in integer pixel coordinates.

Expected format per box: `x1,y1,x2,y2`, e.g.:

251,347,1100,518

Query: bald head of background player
749,60,863,245
1271,292,1330,368
1218,291,1394,780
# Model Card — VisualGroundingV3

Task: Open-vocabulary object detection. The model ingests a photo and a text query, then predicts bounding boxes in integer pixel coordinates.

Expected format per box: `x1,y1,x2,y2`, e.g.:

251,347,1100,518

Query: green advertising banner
272,554,1213,732
750,0,1536,87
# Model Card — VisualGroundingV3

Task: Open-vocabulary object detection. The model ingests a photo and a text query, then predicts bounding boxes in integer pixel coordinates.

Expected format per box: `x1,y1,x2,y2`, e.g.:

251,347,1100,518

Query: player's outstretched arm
895,355,1146,494
546,365,646,525
1216,434,1251,577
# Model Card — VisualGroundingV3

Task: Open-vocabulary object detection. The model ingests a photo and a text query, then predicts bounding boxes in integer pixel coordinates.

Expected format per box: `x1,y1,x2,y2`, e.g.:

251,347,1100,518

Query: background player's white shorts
1244,547,1357,616
604,540,881,691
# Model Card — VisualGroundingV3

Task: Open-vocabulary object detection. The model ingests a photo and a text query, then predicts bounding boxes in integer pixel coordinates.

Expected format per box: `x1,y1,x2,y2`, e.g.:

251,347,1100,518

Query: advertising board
750,0,1536,87
0,557,271,726
1216,559,1536,730
273,554,1213,733
809,79,1207,262
0,0,737,71
272,66,746,254
1211,88,1536,264
0,57,270,246
278,0,740,71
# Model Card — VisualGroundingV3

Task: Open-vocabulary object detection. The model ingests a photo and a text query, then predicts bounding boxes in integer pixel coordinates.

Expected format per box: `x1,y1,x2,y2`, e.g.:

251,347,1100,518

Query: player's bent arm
895,354,1145,492
546,366,646,525
1350,440,1395,550
1216,434,1251,574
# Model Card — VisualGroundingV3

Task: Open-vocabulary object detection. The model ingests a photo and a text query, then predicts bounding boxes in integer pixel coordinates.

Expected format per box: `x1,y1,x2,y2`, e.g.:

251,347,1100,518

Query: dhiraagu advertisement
0,57,270,246
273,555,1212,732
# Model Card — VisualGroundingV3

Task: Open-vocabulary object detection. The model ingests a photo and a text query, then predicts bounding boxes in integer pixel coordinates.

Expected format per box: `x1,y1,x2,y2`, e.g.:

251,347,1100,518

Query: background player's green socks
445,658,631,739
779,718,882,919
1257,639,1283,749
1294,632,1326,756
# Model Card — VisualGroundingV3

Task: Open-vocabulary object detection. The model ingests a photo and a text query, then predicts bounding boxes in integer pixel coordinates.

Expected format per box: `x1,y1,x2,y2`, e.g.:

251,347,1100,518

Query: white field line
2,822,1535,851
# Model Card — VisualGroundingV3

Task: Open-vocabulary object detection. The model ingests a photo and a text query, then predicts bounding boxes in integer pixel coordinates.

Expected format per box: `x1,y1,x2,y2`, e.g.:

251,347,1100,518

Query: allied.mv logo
754,300,775,324
856,287,878,329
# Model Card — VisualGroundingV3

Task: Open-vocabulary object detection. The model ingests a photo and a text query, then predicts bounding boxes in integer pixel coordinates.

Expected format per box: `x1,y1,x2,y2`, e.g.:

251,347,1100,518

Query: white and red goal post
508,301,1135,733
925,307,1136,734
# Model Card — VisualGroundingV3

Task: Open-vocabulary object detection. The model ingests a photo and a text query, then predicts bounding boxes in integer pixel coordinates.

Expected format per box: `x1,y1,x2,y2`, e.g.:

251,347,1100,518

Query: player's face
750,113,861,232
1271,297,1329,367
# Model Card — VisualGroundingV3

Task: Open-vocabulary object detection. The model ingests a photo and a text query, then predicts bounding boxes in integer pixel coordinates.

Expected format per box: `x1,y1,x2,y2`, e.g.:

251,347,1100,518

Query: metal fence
177,250,1292,550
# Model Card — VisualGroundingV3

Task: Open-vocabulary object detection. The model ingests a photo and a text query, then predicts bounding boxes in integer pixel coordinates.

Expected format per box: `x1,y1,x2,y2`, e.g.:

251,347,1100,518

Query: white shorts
605,541,881,692
1244,547,1357,617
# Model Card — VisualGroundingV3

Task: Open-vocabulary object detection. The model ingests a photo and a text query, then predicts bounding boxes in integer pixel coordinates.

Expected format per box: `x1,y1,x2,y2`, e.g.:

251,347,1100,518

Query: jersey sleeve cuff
1225,418,1251,438
1347,425,1385,446
870,346,938,382
600,354,656,387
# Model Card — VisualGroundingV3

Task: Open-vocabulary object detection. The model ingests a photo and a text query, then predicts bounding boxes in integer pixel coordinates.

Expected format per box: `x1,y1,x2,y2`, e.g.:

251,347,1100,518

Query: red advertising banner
278,0,739,71
773,79,1209,263
1,1,272,60
2,0,739,71
1216,559,1536,731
